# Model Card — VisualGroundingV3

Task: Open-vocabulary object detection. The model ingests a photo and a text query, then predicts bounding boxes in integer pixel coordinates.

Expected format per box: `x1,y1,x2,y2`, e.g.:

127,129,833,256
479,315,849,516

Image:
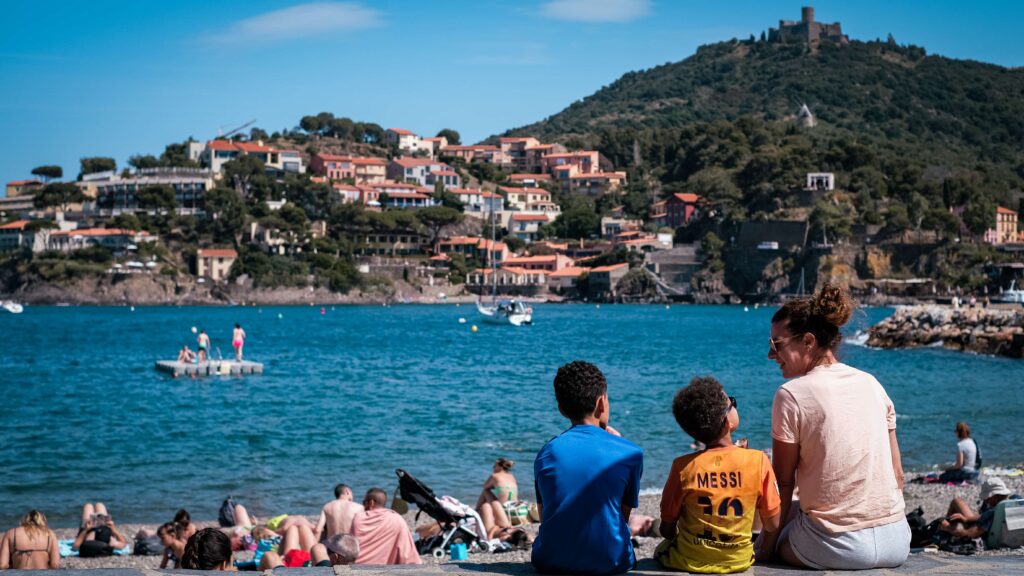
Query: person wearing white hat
939,477,1020,540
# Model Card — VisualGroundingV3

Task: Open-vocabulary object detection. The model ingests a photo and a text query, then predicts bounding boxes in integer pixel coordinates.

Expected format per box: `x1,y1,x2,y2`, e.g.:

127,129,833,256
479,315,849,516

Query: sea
1,304,1021,528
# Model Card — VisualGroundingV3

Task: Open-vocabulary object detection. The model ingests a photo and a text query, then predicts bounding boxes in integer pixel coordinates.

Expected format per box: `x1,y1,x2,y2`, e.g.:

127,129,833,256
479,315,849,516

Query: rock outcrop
867,306,1024,358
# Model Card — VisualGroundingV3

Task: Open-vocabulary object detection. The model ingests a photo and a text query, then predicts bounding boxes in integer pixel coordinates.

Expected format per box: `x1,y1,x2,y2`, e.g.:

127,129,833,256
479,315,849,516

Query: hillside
503,39,1024,166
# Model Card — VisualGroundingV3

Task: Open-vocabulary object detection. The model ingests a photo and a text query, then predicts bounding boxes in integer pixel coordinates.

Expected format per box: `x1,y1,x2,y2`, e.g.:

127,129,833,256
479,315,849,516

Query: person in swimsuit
476,458,519,538
197,330,210,362
0,510,59,570
157,522,185,569
178,345,196,363
71,503,127,555
232,324,245,361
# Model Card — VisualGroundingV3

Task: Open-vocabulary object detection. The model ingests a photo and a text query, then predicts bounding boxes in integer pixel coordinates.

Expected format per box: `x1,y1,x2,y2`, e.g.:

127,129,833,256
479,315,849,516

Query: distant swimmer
232,324,246,361
197,330,210,362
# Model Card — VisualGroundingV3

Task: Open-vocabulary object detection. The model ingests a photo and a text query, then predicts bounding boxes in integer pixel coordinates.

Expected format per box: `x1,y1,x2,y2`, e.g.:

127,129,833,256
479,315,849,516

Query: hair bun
812,284,853,328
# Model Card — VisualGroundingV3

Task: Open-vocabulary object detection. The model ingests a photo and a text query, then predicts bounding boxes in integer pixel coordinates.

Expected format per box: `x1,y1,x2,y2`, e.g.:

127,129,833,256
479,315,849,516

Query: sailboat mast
490,195,497,304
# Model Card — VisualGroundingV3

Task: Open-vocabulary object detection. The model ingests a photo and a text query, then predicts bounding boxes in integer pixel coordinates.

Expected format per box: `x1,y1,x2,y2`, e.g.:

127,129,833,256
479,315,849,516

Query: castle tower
802,6,814,23
797,104,816,128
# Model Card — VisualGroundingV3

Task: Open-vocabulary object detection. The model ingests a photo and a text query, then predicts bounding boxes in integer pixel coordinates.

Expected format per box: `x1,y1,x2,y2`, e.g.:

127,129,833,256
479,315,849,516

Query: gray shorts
781,512,910,570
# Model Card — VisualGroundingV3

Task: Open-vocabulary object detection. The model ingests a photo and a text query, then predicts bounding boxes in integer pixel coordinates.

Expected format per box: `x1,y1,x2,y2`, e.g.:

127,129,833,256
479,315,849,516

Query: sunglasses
769,333,802,354
723,396,737,418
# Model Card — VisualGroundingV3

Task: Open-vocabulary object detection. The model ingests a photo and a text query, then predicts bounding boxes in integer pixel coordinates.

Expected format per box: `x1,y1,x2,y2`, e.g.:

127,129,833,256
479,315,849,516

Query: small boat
1,301,24,314
476,299,533,326
998,280,1024,304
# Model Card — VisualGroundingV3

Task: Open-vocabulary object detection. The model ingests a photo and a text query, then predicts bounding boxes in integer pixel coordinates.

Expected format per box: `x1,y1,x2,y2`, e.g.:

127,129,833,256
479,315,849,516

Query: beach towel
351,508,422,565
58,539,133,558
437,495,488,542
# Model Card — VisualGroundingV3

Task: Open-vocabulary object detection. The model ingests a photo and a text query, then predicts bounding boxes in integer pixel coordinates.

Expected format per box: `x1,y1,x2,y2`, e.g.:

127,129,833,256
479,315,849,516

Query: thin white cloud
208,2,382,44
540,0,651,23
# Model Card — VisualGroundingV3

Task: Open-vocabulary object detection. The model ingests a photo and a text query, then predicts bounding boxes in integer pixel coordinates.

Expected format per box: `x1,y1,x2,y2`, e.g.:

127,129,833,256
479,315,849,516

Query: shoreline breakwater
867,305,1024,358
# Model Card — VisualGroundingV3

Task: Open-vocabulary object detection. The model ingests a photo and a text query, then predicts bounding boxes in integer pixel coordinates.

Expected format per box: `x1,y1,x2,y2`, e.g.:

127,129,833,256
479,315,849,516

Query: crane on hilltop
216,119,257,141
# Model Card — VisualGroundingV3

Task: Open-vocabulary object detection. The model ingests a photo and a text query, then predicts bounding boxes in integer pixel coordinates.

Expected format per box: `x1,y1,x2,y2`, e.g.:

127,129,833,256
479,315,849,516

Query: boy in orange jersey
655,377,781,574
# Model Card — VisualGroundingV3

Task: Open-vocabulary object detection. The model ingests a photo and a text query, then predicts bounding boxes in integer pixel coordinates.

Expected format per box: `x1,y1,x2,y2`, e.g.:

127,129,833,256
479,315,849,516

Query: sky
2,0,1023,188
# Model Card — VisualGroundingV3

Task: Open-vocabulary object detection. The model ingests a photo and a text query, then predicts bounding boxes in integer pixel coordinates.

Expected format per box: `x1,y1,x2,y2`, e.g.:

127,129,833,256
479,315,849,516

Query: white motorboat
1,301,24,314
998,280,1024,304
476,299,533,326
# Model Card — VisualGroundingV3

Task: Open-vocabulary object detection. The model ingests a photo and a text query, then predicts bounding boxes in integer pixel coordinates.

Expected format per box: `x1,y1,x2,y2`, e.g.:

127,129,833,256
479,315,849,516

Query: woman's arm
48,531,60,569
756,440,799,557
888,429,905,489
71,524,90,551
160,547,171,569
945,449,964,472
0,530,11,570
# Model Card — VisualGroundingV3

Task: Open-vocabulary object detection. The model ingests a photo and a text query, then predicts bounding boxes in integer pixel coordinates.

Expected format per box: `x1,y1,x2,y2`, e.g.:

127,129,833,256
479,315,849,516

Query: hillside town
1,117,1023,305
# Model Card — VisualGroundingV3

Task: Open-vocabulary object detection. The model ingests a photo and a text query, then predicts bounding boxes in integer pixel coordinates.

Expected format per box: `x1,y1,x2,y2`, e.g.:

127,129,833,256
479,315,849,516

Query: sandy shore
53,476,1023,570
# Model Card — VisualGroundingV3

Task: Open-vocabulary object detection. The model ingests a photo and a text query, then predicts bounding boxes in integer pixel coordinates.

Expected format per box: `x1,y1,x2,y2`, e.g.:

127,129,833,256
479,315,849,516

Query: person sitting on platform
180,528,232,570
350,488,421,565
314,484,364,541
311,534,360,567
178,345,196,363
531,361,644,575
0,510,59,570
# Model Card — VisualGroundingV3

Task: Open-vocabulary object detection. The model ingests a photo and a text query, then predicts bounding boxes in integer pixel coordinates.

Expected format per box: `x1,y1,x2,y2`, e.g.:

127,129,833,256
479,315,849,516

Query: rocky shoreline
867,305,1024,358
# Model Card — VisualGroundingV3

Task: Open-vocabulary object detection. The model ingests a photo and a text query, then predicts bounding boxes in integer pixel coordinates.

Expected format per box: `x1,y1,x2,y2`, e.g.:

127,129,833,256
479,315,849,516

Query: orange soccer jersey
656,446,780,574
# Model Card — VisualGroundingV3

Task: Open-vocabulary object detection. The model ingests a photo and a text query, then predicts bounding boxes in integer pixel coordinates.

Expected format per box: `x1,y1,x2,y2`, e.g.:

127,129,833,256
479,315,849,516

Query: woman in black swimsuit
0,510,59,570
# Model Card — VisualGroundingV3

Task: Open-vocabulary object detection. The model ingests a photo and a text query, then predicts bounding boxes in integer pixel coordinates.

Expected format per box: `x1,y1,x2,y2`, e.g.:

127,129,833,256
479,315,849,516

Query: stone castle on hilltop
768,6,848,44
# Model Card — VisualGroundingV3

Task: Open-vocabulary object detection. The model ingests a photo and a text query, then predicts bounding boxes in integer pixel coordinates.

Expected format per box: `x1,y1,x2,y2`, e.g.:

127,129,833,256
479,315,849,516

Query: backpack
133,536,164,556
218,496,237,527
973,440,982,470
906,507,934,548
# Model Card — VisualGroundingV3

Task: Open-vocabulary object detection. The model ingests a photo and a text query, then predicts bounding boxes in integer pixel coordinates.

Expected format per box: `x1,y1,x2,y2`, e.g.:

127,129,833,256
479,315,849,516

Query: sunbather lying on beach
265,513,315,535
0,510,59,570
180,528,233,570
71,503,127,557
258,524,319,569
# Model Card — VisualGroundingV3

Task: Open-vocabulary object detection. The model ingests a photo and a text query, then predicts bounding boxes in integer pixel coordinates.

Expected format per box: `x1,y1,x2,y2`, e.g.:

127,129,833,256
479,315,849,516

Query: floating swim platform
155,359,263,377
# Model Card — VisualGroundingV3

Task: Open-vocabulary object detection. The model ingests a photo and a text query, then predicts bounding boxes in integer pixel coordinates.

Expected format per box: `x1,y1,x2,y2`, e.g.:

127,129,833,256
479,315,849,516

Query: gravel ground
54,476,1024,569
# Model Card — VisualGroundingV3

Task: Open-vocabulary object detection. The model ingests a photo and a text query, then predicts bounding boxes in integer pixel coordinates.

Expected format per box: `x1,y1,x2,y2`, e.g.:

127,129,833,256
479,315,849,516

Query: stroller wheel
432,548,445,559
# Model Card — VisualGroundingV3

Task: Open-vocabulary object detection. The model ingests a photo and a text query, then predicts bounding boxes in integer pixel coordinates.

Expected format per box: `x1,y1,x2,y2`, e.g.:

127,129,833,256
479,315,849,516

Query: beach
52,476,1024,570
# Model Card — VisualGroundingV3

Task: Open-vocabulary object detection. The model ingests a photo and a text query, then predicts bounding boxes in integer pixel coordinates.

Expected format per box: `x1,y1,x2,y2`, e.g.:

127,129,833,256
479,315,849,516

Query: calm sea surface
1,304,1021,527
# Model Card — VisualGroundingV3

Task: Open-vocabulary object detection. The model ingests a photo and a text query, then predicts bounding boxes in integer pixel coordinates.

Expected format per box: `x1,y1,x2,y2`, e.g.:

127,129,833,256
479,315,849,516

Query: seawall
867,305,1024,358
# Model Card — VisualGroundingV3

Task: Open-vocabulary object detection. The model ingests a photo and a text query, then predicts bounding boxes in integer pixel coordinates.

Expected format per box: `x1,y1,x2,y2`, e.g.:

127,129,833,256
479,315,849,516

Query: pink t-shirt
351,508,422,565
771,363,905,534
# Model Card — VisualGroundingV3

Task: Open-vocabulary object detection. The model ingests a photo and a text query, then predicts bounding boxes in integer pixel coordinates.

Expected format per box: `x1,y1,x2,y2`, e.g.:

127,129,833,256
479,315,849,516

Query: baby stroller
395,468,490,558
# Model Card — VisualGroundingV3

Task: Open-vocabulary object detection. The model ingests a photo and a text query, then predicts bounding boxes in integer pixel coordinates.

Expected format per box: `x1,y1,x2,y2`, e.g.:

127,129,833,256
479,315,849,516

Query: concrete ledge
5,554,1024,575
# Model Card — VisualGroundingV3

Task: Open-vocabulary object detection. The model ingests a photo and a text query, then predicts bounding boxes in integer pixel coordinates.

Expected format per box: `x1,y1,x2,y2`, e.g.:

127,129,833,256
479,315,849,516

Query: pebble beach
53,475,1024,570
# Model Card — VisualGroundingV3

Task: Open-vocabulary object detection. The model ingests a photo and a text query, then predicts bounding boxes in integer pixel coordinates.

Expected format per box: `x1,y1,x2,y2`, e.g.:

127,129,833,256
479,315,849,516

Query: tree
160,139,199,168
417,205,464,247
962,195,996,237
128,154,160,170
278,203,309,233
300,115,322,134
79,157,116,178
30,165,63,182
552,204,600,239
436,129,461,145
249,127,269,141
431,182,465,211
135,185,177,215
222,155,273,200
33,182,85,212
202,187,247,245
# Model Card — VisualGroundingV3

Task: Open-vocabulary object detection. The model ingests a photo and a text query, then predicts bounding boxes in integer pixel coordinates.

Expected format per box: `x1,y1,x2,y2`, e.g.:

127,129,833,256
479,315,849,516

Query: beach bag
905,507,935,548
933,530,982,555
133,536,163,556
219,496,237,527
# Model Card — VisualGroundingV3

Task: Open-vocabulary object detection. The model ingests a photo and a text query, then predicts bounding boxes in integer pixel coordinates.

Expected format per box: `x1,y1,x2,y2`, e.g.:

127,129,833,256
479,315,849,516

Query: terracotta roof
477,266,543,276
440,145,499,152
0,219,31,230
392,157,443,168
430,170,459,177
52,228,149,238
504,255,558,265
385,192,430,200
499,137,536,143
332,184,361,192
7,179,42,187
549,267,586,278
499,186,550,195
315,153,353,162
352,157,386,166
670,193,702,203
429,254,451,261
388,128,416,136
509,173,552,181
207,140,276,153
997,206,1017,216
197,248,238,258
422,137,444,142
589,263,628,273
511,213,550,222
570,172,626,180
450,188,481,195
477,239,507,252
543,151,597,159
525,144,556,150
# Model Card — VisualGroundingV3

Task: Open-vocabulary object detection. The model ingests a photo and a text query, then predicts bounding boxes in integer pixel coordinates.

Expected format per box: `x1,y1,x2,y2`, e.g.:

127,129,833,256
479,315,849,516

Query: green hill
499,38,1024,232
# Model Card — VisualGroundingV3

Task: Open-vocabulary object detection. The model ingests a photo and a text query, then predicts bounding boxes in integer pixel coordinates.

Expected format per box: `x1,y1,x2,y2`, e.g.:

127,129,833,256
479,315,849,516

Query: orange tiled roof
589,263,628,273
670,193,702,203
997,206,1017,216
388,128,416,136
52,228,150,237
0,219,31,230
549,266,586,278
6,179,42,187
197,248,238,258
392,157,443,168
511,213,550,222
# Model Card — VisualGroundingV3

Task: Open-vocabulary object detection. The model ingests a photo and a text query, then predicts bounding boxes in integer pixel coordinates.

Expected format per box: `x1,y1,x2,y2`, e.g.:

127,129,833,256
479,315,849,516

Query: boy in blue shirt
532,361,644,575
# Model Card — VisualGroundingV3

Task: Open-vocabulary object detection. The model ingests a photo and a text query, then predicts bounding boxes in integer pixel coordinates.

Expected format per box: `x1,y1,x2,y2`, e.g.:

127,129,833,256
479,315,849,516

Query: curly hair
672,376,729,445
180,528,232,570
772,284,855,351
553,361,607,420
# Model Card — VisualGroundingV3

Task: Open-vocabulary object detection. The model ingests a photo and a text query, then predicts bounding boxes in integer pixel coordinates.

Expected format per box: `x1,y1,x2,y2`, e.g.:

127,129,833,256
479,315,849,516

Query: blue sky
2,0,1022,188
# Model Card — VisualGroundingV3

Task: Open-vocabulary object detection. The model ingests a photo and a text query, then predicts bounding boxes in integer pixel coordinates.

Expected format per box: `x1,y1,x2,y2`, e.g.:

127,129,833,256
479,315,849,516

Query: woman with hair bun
758,285,910,570
476,458,519,539
179,528,233,571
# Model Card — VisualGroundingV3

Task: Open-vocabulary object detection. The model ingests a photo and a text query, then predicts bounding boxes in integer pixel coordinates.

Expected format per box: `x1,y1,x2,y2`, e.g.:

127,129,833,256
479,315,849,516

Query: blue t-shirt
532,424,644,575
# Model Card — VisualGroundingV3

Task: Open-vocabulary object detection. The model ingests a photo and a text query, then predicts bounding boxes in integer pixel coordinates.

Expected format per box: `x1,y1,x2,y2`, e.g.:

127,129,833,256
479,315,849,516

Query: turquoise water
1,304,1021,528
